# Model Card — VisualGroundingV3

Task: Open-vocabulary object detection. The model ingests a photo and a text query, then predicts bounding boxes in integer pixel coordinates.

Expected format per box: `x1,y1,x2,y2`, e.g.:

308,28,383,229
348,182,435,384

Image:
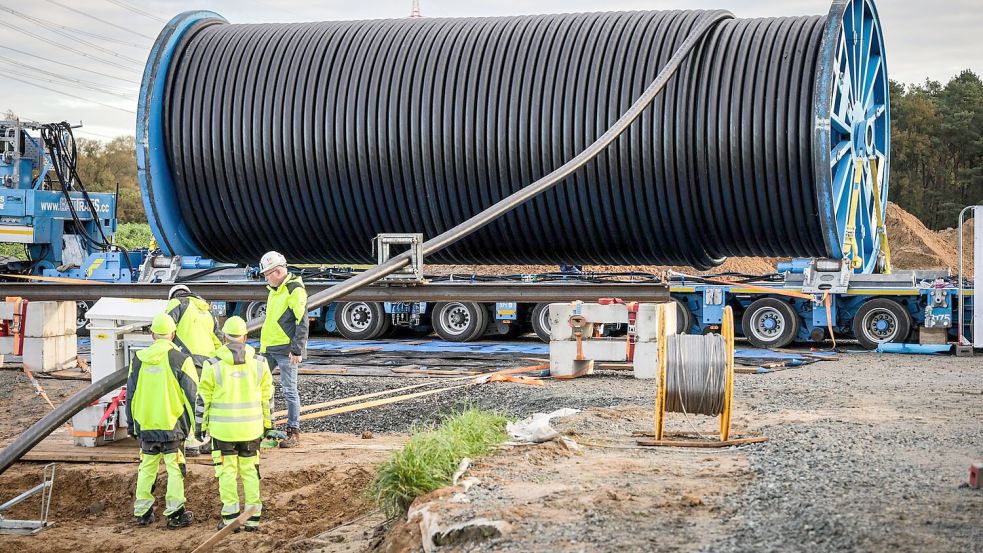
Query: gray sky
2,0,980,141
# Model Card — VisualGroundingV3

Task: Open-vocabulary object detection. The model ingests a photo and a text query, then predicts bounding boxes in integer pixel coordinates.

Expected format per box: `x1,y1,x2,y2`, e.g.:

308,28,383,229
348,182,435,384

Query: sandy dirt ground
0,370,402,553
372,353,983,553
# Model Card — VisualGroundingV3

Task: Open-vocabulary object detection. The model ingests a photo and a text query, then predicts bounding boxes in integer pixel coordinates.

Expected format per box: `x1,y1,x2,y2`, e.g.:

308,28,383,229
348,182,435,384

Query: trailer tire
852,298,911,350
243,301,267,324
672,298,693,334
742,298,800,349
531,303,553,343
335,301,391,340
432,302,487,342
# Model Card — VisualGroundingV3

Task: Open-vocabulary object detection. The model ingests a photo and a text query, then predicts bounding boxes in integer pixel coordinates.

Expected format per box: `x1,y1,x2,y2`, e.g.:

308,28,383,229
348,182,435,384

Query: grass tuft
370,407,508,517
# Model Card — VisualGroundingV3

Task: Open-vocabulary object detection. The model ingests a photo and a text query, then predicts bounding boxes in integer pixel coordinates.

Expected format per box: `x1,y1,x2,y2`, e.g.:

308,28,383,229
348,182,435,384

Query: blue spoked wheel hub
815,0,890,274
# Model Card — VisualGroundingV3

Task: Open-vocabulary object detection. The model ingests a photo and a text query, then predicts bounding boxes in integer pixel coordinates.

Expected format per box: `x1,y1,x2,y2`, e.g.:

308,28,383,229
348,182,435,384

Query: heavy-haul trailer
238,261,974,350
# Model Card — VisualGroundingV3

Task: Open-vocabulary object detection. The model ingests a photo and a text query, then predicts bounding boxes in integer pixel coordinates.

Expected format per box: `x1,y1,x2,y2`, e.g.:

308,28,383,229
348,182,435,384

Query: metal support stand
0,463,56,535
955,205,980,357
374,233,425,283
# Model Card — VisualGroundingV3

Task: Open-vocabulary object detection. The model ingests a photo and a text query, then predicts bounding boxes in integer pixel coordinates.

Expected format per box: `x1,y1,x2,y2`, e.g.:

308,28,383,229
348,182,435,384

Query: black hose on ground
0,369,126,476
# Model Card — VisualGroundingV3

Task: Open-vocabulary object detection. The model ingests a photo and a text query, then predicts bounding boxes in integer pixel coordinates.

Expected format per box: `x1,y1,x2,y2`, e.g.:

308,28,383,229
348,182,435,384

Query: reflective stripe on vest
209,414,263,423
207,357,222,385
211,401,262,410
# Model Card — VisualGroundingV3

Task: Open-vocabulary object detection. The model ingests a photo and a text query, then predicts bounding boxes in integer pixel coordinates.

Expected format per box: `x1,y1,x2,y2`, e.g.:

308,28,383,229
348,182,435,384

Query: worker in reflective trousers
197,316,275,531
257,251,308,448
166,284,222,457
126,313,198,529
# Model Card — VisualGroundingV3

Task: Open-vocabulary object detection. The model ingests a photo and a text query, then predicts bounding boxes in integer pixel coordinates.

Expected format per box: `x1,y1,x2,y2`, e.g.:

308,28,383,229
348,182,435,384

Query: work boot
166,507,194,529
134,510,156,526
185,446,200,458
244,513,261,532
279,427,300,448
217,518,241,534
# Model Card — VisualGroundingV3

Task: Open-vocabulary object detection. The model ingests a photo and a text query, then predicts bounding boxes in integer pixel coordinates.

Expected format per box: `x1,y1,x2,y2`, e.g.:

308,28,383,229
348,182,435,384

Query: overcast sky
2,0,979,141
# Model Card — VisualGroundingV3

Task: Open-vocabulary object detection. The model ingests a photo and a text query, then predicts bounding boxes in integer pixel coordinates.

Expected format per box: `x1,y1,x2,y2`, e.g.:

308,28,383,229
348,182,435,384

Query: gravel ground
701,353,983,553
279,368,654,435
284,346,983,552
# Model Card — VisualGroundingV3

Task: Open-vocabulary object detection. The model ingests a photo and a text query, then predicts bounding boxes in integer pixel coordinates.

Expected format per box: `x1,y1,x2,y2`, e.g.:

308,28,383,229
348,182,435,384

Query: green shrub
114,222,153,251
369,408,508,517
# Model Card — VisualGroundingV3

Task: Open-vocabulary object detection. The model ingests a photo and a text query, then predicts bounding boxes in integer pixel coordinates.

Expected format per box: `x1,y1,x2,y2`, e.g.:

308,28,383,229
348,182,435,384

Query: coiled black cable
160,10,830,269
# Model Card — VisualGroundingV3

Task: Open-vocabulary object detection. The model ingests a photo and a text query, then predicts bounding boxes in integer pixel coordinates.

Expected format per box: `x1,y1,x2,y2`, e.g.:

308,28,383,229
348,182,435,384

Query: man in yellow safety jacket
166,284,222,366
257,251,308,448
197,316,275,531
126,313,197,529
166,284,222,457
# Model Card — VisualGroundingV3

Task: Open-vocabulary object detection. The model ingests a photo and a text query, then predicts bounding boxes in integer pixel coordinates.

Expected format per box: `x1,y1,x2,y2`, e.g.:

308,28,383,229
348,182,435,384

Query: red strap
96,387,127,429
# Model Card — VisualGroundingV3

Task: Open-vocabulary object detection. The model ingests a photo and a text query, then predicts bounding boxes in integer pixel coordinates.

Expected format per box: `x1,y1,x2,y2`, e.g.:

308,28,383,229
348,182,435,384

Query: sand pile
427,203,974,278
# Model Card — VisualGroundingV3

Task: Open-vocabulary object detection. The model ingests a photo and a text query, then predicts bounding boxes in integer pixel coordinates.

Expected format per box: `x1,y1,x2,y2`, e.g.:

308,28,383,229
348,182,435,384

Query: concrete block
549,303,628,341
0,301,76,337
550,339,627,376
633,342,660,379
635,303,676,342
0,335,77,373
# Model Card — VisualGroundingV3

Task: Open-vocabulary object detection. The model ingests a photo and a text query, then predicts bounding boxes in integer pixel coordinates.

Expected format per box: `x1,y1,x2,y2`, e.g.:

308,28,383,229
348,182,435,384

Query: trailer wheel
335,302,391,340
243,301,267,324
672,298,693,334
432,302,487,342
852,298,911,350
741,298,800,349
530,303,552,342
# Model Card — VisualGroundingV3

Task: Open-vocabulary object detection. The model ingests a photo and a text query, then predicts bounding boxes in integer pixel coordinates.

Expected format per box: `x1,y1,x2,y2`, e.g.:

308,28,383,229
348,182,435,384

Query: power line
0,63,137,100
0,19,142,72
4,73,136,114
102,0,167,24
0,54,137,92
0,6,146,65
44,0,155,41
0,45,137,83
74,129,125,141
0,5,147,49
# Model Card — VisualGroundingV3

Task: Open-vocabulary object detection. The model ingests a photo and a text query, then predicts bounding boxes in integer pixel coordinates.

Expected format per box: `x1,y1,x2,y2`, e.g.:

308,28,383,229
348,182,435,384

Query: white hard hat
259,251,287,274
168,284,192,299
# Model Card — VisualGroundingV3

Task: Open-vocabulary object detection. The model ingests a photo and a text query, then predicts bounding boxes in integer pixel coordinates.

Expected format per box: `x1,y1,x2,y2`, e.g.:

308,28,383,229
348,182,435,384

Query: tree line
890,70,982,229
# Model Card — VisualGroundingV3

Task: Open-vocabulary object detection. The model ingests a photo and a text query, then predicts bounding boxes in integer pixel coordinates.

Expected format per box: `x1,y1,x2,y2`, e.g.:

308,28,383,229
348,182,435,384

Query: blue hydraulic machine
0,119,139,282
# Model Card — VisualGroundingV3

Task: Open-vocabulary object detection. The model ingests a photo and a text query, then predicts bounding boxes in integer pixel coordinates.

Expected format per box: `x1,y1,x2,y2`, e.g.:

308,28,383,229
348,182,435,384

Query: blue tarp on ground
303,339,549,355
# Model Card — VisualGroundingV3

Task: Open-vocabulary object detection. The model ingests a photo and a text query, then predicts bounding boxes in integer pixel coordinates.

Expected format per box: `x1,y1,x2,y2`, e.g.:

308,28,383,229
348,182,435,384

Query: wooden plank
19,450,214,465
340,347,383,354
191,505,257,553
636,436,769,448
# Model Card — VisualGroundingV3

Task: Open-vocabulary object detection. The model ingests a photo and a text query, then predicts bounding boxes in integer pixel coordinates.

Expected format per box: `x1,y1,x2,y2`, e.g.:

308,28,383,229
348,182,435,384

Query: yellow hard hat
222,316,248,337
149,313,177,335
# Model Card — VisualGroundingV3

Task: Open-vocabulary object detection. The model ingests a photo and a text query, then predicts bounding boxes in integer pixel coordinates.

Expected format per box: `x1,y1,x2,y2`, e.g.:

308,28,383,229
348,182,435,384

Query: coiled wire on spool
664,334,728,417
655,305,735,441
139,2,891,270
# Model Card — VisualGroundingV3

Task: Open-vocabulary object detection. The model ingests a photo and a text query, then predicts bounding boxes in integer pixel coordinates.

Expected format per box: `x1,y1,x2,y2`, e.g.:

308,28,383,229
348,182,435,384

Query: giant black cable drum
137,0,890,272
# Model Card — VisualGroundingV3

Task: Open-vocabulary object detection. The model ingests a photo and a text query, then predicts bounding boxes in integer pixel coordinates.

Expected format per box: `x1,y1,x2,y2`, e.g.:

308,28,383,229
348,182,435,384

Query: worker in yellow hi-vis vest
126,313,197,529
197,316,275,531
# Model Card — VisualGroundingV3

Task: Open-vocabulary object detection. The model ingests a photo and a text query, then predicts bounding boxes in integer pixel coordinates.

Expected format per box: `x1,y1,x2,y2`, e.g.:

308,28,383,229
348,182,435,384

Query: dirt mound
886,202,970,274
426,203,973,278
0,444,384,553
